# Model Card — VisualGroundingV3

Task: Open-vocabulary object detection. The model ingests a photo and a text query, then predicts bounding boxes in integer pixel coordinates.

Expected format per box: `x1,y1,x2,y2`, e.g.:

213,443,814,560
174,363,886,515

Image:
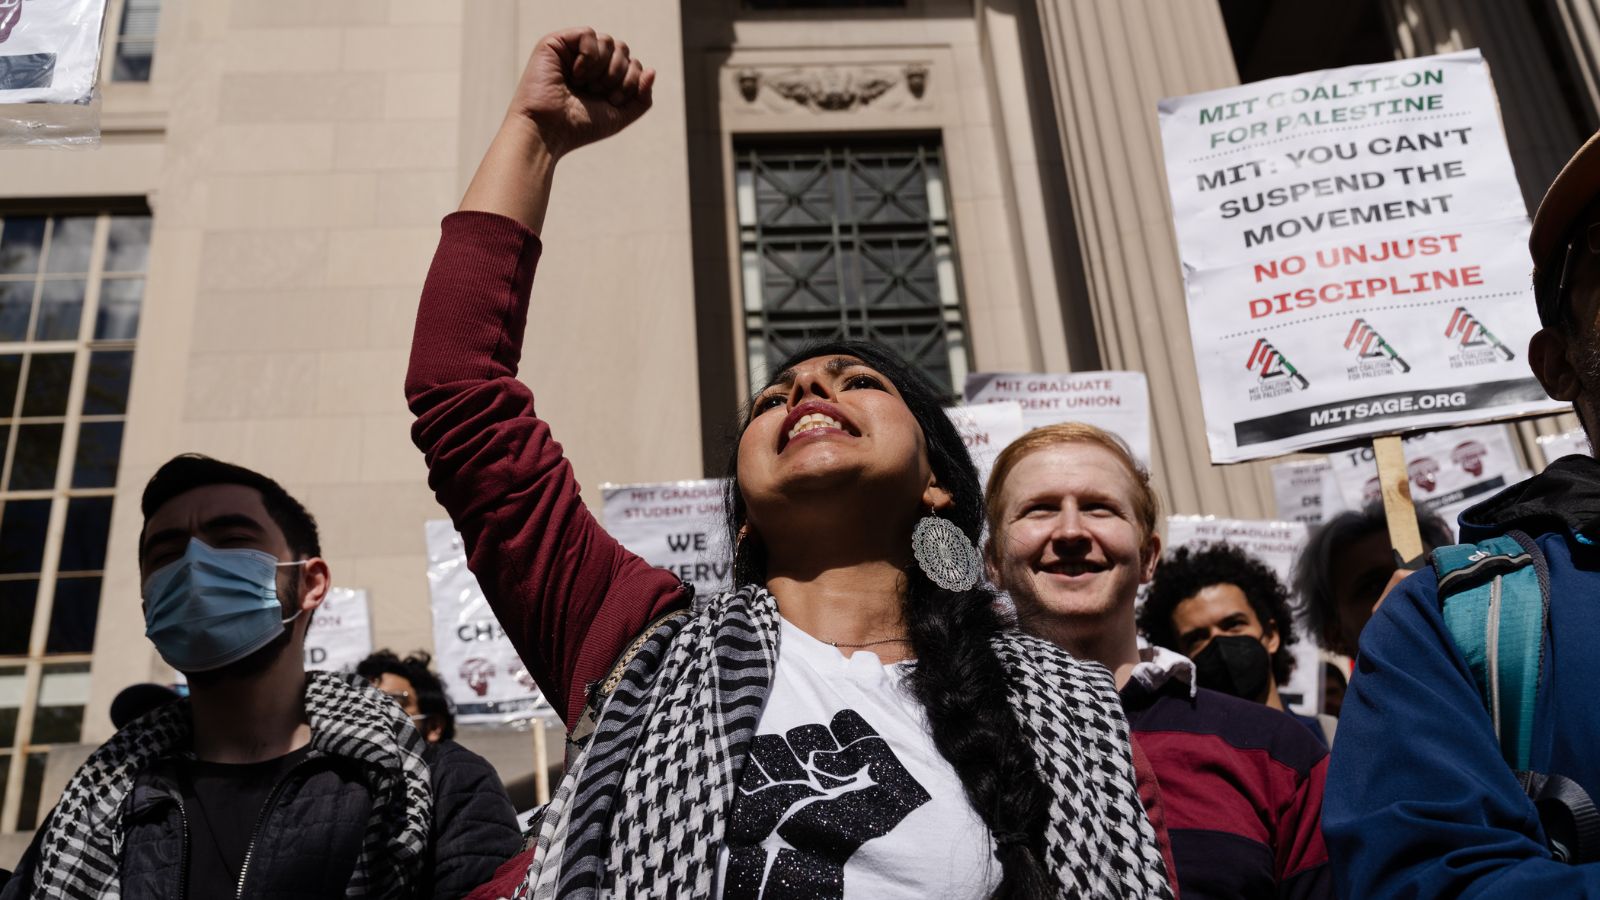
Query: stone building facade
2,0,1597,857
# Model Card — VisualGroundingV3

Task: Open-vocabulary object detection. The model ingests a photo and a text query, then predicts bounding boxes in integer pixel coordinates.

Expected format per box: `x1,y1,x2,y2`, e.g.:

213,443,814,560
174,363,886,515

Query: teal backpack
1432,530,1600,863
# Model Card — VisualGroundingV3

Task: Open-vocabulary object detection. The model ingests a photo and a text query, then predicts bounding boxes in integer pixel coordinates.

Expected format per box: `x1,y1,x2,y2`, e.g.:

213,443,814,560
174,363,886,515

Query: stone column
1382,0,1585,451
1030,0,1277,517
1383,0,1585,211
1548,0,1600,129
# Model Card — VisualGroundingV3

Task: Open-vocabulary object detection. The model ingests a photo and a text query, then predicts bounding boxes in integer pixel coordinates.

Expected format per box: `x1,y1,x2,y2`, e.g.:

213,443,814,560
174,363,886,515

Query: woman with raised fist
406,28,1170,900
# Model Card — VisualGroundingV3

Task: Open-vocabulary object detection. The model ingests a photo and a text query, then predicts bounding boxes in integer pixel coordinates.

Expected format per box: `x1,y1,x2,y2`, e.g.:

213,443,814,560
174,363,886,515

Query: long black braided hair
723,340,1055,899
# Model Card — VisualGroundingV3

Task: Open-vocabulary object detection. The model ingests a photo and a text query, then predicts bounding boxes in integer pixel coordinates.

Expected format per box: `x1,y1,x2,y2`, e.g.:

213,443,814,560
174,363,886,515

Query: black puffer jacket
1,739,519,900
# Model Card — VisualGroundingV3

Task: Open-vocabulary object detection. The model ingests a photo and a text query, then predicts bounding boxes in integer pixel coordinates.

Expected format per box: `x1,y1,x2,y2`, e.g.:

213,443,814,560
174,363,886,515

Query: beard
1571,335,1600,441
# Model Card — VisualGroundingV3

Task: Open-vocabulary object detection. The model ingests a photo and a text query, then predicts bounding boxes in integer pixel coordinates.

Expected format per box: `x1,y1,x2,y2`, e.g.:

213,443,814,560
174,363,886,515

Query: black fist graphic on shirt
723,709,931,900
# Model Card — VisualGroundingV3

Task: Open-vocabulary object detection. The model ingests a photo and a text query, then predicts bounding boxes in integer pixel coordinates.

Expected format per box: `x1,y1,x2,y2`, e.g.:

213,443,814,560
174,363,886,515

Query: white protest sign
602,479,732,597
945,401,1028,491
1163,516,1320,717
1539,428,1591,466
0,0,106,103
1326,424,1524,532
963,372,1151,465
1270,458,1333,526
1159,50,1565,462
303,587,372,674
425,520,551,725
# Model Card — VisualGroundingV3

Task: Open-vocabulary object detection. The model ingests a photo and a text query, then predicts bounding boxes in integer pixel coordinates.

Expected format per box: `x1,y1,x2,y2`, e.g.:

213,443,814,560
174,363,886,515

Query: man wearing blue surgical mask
1,454,519,900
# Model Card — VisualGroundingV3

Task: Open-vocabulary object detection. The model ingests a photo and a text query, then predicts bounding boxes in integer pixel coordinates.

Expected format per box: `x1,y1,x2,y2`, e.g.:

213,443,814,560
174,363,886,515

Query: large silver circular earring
912,514,981,592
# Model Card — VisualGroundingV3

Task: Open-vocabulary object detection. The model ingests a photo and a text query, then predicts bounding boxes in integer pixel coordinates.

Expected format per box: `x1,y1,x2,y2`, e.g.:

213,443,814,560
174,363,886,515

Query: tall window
0,209,148,833
111,0,160,82
735,141,968,395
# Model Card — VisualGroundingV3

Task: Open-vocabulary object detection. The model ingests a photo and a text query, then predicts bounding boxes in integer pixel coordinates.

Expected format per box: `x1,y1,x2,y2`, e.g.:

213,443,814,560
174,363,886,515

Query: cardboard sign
425,520,551,725
1539,428,1591,466
601,479,732,597
1269,458,1333,525
1163,516,1320,717
945,401,1028,491
963,371,1152,465
0,0,106,102
303,586,372,675
1158,50,1565,462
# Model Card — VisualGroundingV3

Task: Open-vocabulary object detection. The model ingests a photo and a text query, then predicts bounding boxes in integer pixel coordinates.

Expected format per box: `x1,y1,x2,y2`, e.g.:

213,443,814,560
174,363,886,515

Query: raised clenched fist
511,27,654,159
723,709,932,899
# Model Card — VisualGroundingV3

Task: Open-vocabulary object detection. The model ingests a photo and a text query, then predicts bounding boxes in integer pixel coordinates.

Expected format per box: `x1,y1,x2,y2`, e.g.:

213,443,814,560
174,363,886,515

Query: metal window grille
0,208,148,833
735,142,968,396
111,0,160,82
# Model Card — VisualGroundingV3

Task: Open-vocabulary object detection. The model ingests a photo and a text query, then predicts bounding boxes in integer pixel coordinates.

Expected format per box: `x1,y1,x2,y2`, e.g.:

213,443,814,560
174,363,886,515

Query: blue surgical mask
142,537,308,673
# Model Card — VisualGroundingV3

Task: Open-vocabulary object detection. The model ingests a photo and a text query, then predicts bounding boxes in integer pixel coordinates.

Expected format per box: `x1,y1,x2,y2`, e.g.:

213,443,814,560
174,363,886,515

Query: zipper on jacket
234,754,315,899
176,795,192,900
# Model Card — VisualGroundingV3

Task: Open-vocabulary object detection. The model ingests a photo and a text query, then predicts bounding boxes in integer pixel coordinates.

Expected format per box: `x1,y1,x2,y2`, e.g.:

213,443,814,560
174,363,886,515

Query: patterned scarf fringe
29,671,433,900
515,586,1173,899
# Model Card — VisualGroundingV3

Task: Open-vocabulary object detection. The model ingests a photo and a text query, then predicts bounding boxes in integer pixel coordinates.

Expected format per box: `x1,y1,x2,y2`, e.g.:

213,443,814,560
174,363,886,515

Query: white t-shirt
715,617,1000,899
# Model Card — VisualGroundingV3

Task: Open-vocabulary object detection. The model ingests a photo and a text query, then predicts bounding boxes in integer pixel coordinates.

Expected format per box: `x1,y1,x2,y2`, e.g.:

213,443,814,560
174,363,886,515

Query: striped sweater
1124,677,1332,899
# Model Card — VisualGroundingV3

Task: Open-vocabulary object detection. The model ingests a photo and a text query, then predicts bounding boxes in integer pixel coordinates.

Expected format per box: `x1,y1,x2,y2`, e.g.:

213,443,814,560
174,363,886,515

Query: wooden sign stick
533,721,551,805
1373,434,1424,563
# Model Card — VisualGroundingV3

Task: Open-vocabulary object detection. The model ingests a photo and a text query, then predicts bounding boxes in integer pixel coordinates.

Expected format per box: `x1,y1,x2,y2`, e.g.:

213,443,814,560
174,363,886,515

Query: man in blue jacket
1324,131,1600,895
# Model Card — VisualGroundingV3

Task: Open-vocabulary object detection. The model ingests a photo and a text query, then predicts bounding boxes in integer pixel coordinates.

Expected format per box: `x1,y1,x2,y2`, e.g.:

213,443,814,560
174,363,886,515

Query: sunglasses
1539,215,1600,327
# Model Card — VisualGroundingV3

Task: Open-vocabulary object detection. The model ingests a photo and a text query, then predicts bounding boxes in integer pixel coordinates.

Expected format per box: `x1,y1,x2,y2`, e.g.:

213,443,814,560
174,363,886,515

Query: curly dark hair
1140,542,1297,687
726,340,1054,899
356,649,455,742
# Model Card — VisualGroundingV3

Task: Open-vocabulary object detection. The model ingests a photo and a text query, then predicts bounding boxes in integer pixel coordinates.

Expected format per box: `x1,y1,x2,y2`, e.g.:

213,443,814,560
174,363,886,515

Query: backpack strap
1522,771,1600,864
1432,533,1546,772
1433,531,1600,864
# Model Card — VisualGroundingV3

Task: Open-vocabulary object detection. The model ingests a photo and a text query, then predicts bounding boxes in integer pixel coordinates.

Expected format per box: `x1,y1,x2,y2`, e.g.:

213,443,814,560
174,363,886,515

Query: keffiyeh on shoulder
516,585,1172,899
28,671,432,900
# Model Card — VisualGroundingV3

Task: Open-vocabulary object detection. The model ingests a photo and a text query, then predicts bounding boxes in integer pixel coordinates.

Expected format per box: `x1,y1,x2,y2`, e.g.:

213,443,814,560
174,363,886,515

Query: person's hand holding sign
462,27,654,231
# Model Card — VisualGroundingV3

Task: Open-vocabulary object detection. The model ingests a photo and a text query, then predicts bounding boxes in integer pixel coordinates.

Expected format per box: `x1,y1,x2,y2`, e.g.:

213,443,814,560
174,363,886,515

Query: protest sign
963,371,1151,465
1164,516,1320,717
945,401,1028,490
425,520,551,725
0,0,104,103
1269,458,1332,525
303,587,372,674
1323,424,1526,534
1159,50,1565,462
602,479,732,596
1539,428,1591,466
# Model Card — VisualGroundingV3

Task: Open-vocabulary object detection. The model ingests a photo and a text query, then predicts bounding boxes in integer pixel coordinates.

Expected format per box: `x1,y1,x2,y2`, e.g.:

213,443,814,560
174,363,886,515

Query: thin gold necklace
825,635,912,650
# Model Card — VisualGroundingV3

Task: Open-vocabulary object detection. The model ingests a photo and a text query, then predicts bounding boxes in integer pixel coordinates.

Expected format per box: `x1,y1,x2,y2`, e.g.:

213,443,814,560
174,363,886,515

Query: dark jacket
1,729,518,900
1325,455,1600,897
422,739,521,895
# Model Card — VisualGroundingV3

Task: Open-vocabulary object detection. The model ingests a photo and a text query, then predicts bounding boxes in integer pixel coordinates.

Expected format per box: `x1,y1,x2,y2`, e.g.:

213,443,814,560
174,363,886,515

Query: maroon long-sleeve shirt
405,210,687,727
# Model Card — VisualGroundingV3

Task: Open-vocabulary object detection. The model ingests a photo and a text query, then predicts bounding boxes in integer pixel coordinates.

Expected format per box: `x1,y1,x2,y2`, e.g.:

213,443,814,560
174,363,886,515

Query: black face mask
1191,634,1272,702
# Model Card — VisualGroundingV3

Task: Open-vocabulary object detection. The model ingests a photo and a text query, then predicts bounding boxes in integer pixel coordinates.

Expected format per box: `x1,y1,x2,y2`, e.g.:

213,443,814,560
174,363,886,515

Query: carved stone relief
731,64,931,113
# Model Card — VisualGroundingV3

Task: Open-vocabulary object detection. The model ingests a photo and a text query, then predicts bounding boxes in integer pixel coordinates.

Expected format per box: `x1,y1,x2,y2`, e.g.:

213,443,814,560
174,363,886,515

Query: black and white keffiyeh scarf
28,671,433,900
515,585,1172,899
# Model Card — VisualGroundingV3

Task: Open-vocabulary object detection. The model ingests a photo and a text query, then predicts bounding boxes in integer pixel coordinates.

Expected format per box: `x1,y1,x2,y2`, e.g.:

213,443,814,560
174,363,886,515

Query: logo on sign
1362,475,1382,505
1343,318,1410,380
1246,338,1309,400
1446,307,1515,367
1452,440,1487,477
1408,456,1441,493
460,658,495,697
